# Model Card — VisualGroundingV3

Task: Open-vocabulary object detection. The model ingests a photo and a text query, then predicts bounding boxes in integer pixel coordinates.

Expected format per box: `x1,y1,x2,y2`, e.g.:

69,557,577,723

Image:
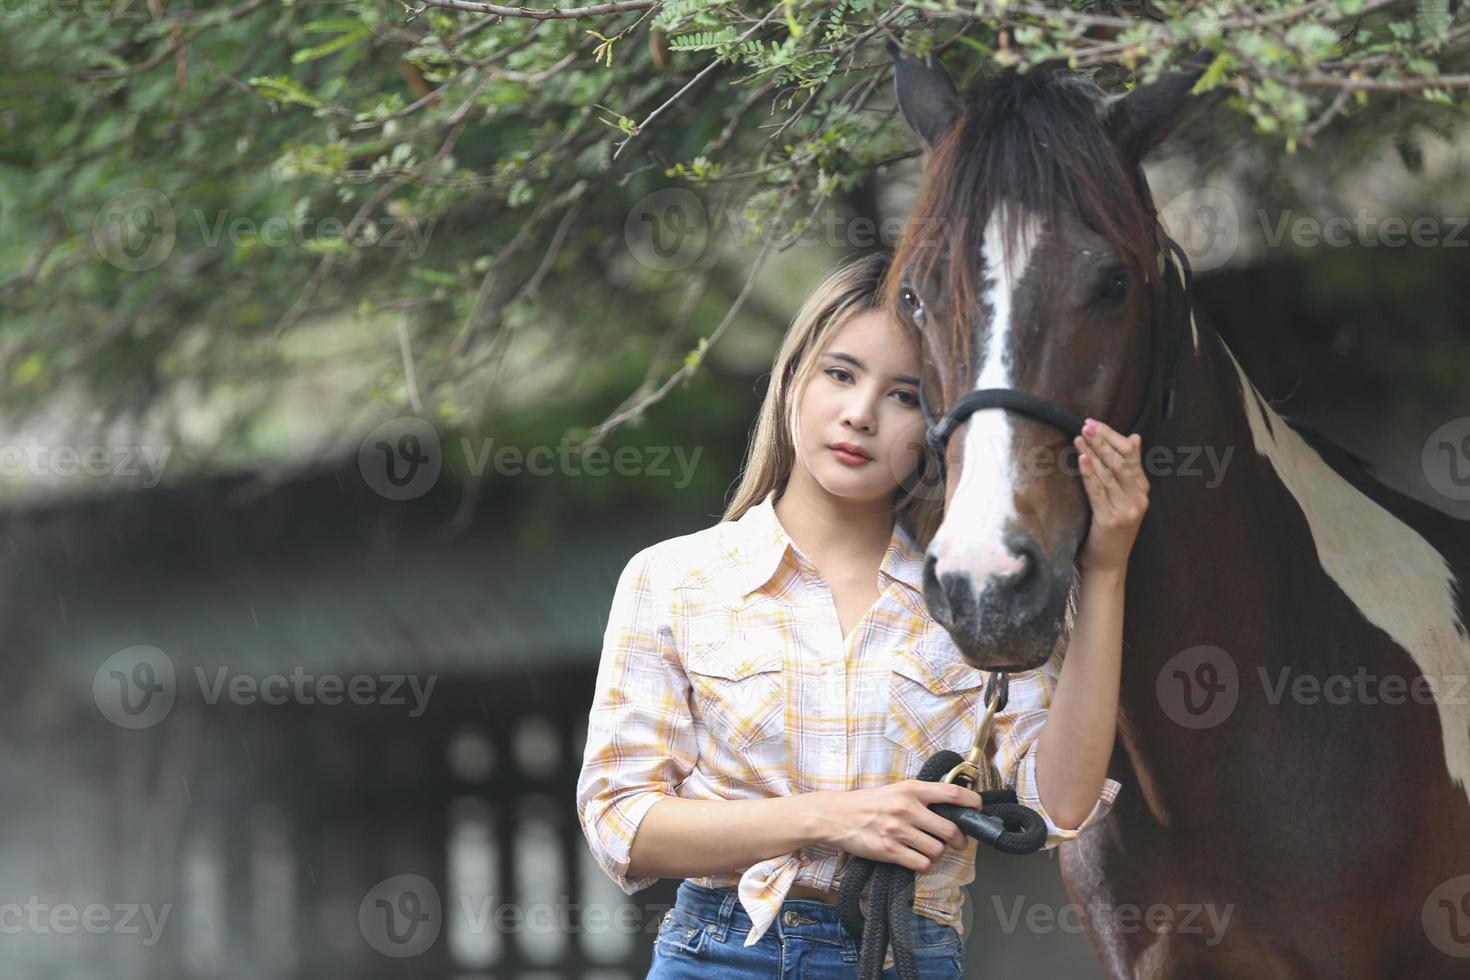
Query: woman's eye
826,367,852,383
1101,270,1129,302
895,389,920,408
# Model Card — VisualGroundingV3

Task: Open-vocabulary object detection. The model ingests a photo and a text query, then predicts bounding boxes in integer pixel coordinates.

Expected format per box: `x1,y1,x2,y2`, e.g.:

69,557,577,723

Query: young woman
575,250,1148,978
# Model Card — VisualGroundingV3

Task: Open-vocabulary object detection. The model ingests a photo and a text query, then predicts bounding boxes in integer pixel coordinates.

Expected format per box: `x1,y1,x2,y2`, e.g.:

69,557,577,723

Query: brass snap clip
941,671,1008,789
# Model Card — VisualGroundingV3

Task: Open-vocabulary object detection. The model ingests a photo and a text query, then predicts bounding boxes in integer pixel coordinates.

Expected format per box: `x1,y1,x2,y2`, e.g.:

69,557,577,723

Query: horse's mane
1279,414,1377,476
882,68,1160,361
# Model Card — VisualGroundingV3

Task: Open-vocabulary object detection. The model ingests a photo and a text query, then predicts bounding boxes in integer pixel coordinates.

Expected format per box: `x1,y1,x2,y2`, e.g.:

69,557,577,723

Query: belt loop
713,887,734,942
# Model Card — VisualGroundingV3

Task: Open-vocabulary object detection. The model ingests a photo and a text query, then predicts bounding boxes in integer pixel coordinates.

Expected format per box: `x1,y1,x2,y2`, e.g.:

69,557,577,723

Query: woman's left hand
1075,417,1150,574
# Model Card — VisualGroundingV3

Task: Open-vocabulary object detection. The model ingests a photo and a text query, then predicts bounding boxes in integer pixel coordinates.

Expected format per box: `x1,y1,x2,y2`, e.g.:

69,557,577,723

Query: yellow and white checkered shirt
575,489,1120,949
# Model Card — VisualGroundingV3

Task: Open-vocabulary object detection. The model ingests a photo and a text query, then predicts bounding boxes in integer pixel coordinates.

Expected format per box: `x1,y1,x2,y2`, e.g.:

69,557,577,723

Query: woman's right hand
807,782,985,873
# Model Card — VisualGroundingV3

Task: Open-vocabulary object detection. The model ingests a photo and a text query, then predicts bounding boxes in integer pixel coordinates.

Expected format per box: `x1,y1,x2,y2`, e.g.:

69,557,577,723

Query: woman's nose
842,395,878,432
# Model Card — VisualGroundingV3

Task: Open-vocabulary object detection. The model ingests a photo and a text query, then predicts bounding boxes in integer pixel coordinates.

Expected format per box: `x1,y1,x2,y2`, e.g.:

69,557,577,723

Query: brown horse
883,44,1470,977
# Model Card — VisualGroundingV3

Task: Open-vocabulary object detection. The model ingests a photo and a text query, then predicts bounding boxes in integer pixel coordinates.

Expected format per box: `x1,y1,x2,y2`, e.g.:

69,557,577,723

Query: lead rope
837,673,1048,980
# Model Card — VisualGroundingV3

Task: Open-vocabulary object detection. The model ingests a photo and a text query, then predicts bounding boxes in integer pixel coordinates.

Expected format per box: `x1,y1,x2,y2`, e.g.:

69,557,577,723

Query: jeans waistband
669,879,959,950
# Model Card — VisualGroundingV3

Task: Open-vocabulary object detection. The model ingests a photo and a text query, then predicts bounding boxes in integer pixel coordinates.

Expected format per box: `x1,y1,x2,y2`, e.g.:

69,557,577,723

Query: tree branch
413,0,656,21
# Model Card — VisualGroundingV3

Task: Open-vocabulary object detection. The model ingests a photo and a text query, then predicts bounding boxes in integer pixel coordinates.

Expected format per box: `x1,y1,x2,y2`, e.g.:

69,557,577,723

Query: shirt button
783,910,799,926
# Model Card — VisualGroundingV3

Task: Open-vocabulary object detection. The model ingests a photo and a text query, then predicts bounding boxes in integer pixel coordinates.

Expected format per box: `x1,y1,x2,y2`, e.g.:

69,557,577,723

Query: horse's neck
1109,307,1321,814
1112,303,1470,824
1126,306,1294,608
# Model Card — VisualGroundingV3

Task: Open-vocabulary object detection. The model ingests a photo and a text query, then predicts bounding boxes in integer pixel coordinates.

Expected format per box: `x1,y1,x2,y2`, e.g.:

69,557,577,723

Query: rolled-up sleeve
575,546,698,893
989,656,1121,849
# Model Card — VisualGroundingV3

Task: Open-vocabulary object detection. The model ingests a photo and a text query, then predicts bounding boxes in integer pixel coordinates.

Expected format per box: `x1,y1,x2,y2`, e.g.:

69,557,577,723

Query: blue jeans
646,879,966,979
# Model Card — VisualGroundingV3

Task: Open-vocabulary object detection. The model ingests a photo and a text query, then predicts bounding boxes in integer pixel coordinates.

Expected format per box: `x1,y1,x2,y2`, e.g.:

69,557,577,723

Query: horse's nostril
1002,530,1039,582
923,551,953,612
993,530,1050,620
926,533,1051,626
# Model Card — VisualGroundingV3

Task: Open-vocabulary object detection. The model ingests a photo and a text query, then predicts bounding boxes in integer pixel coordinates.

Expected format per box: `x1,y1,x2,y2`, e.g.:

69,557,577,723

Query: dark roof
0,459,710,692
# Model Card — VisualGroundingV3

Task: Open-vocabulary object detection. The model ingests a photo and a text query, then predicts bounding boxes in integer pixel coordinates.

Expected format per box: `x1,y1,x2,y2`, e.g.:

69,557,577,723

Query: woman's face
791,308,928,504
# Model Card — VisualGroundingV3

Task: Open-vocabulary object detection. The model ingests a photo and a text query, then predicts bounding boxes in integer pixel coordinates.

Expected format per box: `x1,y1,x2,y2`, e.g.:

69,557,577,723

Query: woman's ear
886,39,962,150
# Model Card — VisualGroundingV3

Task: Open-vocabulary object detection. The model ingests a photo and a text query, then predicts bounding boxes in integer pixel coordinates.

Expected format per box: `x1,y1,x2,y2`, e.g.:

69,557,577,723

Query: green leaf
1191,52,1232,94
668,28,738,52
12,352,44,385
1417,0,1453,45
411,267,463,288
684,336,710,371
249,75,324,109
292,25,371,64
783,0,802,38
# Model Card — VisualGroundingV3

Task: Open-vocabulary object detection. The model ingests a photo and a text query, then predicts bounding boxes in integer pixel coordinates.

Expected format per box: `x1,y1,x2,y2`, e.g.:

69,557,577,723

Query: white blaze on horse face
931,203,1045,585
1223,339,1470,804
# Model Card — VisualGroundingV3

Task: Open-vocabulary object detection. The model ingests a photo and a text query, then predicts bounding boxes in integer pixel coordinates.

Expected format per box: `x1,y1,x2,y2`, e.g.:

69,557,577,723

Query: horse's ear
1101,50,1214,164
886,39,962,150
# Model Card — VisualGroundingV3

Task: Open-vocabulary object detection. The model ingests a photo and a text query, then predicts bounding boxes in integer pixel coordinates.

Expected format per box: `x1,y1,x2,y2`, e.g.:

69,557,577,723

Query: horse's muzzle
923,536,1074,671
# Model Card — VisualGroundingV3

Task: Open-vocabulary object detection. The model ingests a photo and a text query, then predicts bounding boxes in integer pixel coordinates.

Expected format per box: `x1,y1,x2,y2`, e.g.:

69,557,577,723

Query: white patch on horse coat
1175,258,1200,354
931,203,1044,584
1221,339,1470,801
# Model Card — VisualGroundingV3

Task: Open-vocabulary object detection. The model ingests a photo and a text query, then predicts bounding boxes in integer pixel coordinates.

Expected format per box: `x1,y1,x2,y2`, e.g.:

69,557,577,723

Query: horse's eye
1102,270,1129,302
900,286,926,325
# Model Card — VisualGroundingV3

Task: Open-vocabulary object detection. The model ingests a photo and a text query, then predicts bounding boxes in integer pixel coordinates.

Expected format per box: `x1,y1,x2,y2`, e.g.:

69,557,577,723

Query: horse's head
883,43,1211,670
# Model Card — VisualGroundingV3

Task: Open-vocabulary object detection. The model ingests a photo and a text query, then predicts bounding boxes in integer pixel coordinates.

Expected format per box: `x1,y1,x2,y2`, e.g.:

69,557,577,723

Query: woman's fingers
1077,433,1123,510
1097,425,1149,495
1090,418,1133,454
1089,424,1132,475
896,823,946,866
895,844,936,874
907,782,978,849
911,780,983,809
1082,420,1154,509
1092,421,1150,499
915,807,968,849
1075,435,1115,511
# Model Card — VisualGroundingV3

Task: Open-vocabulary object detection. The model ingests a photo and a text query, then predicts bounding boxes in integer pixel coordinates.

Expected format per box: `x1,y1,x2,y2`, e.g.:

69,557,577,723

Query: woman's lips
831,446,872,466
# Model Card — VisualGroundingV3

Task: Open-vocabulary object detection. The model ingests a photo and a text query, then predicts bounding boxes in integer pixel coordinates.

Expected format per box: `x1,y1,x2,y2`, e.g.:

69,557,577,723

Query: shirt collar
720,490,924,601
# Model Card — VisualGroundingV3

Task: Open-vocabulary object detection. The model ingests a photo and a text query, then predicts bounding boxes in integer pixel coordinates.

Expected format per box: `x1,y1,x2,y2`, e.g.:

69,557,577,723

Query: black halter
899,229,1194,495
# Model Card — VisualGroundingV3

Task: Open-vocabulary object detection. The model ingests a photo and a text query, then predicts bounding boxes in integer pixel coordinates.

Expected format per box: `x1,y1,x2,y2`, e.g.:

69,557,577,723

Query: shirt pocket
883,642,987,762
683,639,787,752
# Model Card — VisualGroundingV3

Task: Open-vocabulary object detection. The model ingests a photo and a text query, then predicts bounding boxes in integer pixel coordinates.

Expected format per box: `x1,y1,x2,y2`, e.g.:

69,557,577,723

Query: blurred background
2,0,1468,977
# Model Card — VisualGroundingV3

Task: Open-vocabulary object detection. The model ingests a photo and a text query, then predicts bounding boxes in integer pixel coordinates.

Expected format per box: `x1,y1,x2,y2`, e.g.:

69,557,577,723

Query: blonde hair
721,251,945,548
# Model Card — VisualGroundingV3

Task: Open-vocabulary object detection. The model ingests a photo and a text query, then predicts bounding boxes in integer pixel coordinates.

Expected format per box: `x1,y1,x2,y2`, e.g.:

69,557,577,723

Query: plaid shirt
575,490,1121,950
